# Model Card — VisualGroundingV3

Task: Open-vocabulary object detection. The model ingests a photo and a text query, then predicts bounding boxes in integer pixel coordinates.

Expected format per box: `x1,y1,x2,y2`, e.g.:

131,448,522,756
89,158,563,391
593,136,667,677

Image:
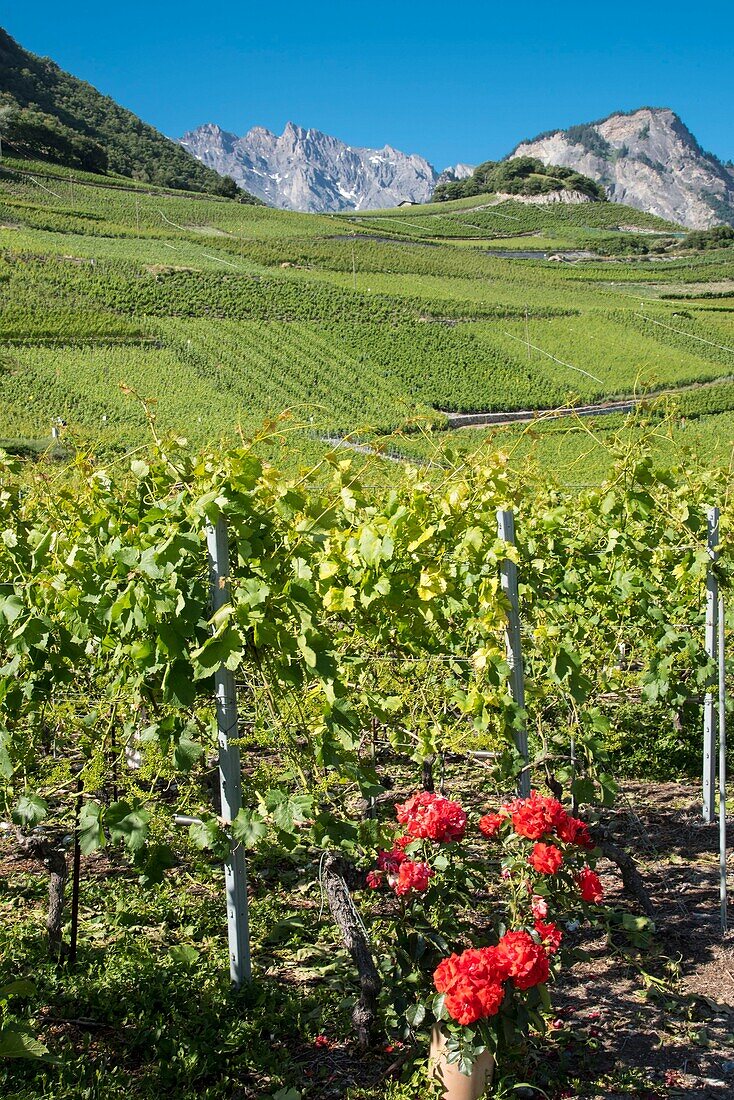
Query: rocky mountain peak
180,122,236,156
511,107,734,227
247,124,275,139
180,108,731,225
179,121,448,211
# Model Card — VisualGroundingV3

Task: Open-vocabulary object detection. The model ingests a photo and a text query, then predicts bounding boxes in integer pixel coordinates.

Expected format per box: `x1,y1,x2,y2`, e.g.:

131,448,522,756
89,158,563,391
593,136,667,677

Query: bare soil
545,781,734,1099
2,779,733,1098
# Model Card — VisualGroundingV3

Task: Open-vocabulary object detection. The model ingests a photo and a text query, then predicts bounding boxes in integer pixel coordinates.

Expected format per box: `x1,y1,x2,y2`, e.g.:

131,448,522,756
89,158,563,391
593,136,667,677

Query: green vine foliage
0,434,728,876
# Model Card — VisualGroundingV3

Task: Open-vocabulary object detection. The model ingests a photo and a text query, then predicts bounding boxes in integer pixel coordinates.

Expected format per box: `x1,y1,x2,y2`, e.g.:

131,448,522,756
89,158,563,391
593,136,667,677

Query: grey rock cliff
180,121,470,212
435,163,475,188
511,108,734,228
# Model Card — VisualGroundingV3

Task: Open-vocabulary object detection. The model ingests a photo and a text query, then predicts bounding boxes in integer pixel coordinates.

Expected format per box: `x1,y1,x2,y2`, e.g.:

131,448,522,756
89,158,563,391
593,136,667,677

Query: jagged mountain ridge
511,108,734,228
180,121,473,212
183,110,733,226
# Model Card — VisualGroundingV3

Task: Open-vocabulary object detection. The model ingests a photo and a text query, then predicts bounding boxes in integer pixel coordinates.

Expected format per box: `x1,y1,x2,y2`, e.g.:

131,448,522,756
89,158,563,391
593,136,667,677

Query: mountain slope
511,108,734,229
0,27,253,197
180,121,472,212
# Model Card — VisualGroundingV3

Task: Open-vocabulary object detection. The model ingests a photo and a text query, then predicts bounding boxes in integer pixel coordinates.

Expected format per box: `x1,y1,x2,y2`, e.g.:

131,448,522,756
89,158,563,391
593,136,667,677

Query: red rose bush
364,788,608,1077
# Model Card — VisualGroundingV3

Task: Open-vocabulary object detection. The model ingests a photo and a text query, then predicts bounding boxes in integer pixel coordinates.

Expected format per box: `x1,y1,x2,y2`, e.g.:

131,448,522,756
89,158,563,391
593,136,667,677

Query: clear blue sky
3,1,733,168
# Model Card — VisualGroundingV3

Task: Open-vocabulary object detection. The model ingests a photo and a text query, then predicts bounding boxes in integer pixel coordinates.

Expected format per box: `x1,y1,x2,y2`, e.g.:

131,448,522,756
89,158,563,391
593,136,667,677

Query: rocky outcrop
511,108,734,228
493,189,596,206
180,122,470,213
435,163,475,188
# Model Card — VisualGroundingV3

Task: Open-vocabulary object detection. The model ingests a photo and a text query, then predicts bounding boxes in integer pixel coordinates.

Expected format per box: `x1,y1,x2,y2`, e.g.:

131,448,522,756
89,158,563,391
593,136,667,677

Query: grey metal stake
704,506,720,823
718,592,727,933
206,512,252,986
497,508,530,798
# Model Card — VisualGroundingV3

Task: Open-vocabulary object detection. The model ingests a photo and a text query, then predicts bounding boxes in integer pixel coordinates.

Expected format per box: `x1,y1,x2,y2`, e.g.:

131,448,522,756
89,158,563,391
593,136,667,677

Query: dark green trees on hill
433,157,606,203
682,225,734,250
0,28,252,198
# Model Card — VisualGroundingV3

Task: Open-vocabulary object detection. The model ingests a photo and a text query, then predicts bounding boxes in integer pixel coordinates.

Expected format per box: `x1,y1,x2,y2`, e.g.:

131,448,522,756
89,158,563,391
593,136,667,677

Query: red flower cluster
577,866,604,903
434,927,553,1024
534,919,563,955
433,946,506,1025
479,791,594,851
495,930,550,991
366,792,468,898
528,841,564,875
394,859,434,896
396,791,467,843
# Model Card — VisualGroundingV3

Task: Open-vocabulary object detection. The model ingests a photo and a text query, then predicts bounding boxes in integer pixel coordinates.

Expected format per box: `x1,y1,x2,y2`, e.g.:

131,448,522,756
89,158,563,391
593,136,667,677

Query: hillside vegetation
0,28,252,197
0,151,732,479
432,156,606,203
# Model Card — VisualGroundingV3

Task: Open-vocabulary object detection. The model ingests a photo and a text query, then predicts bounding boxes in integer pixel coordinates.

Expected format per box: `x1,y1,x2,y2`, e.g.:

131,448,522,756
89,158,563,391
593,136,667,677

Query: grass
0,848,371,1100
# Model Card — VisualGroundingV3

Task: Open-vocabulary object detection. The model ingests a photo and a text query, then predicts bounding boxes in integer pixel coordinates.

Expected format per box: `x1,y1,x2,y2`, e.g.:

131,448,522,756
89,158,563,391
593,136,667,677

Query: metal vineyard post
206,513,252,986
497,508,530,798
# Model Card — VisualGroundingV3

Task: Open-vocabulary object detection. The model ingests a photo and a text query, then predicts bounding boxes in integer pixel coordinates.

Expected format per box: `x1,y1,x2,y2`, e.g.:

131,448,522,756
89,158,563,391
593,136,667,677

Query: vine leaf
106,800,151,852
12,793,48,827
232,809,267,848
78,803,106,855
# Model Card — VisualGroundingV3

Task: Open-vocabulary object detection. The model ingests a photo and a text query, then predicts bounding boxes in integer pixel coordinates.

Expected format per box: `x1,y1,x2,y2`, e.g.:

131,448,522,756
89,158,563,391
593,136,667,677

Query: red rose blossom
534,919,563,955
528,841,564,875
509,791,566,840
495,930,550,990
478,812,505,837
433,946,506,1024
577,866,604,903
495,791,592,845
557,815,594,850
366,870,383,889
396,791,467,843
394,859,434,896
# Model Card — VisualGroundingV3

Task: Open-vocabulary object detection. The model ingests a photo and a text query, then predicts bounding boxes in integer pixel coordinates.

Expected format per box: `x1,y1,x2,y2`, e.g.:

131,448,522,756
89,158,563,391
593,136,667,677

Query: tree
0,103,15,158
213,175,240,199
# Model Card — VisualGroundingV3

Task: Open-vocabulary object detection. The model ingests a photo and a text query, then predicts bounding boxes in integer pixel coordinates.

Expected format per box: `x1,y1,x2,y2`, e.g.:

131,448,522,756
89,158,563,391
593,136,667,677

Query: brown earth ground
255,778,734,1099
1,779,732,1099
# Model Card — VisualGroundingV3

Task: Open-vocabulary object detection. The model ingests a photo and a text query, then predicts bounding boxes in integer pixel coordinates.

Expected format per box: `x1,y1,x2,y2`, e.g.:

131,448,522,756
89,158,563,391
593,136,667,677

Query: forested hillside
0,28,253,197
432,156,606,203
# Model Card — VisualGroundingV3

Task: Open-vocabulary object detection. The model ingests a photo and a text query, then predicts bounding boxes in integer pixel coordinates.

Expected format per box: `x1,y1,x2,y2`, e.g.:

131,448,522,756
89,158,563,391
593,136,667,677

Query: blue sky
3,1,733,168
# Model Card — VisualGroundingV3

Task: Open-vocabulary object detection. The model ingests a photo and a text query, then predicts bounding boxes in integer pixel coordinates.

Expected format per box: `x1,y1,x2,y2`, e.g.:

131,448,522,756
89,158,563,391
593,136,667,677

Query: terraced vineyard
342,193,679,249
1,155,733,474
